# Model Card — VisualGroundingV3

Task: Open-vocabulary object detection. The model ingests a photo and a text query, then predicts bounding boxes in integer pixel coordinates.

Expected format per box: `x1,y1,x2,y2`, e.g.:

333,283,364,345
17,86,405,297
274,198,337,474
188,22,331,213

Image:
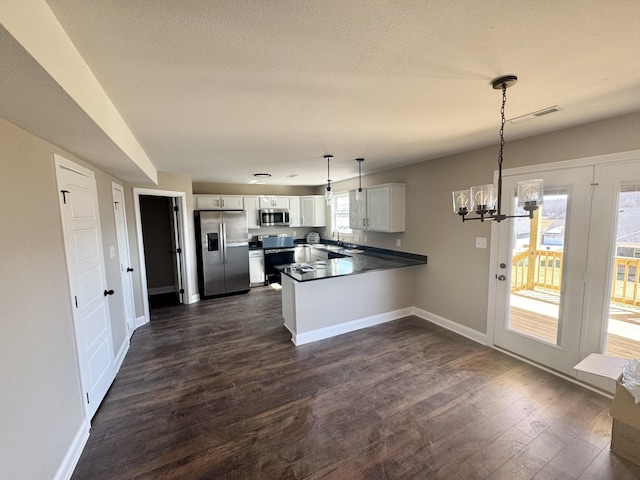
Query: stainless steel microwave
259,208,290,226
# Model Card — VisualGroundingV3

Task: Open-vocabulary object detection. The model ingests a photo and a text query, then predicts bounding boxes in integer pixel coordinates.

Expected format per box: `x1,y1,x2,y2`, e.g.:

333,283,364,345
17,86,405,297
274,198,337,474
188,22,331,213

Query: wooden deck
509,292,640,359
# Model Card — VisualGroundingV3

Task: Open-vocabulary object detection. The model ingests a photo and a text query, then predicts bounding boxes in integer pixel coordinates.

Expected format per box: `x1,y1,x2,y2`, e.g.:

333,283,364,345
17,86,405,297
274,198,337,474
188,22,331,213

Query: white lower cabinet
249,250,265,285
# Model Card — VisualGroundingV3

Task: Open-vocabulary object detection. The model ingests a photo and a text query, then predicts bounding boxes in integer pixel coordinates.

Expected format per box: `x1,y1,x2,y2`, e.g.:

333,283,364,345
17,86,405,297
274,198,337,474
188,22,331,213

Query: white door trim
133,188,194,326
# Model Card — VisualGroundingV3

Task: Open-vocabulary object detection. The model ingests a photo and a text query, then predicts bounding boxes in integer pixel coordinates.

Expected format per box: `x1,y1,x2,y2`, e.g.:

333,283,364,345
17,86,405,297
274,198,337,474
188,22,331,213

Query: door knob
497,275,506,281
104,289,115,296
126,267,134,272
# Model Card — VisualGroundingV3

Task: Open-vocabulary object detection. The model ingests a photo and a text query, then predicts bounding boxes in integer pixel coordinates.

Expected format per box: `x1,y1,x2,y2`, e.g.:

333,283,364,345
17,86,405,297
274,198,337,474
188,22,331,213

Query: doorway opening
139,195,183,310
133,188,193,326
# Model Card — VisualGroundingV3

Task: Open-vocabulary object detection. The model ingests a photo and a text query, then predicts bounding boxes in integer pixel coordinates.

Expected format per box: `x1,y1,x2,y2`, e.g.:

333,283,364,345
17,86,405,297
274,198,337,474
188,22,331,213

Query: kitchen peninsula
279,246,427,345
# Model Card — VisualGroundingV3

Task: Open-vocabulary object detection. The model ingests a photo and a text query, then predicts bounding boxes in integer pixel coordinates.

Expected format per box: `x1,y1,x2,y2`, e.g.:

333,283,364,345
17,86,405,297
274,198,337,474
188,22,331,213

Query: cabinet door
366,186,391,231
274,196,289,209
300,196,313,226
244,197,260,229
349,190,367,230
312,196,326,227
196,195,222,210
310,248,329,262
249,253,265,285
220,196,244,210
259,196,274,209
289,197,301,227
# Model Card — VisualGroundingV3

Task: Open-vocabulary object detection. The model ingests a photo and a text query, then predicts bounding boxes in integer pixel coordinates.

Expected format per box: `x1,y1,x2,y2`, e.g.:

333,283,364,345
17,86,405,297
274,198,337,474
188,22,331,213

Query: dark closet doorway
139,195,184,309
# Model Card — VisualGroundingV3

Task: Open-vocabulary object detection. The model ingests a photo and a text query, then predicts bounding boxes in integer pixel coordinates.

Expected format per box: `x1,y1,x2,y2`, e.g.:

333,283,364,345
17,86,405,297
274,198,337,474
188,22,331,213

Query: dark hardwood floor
72,287,640,479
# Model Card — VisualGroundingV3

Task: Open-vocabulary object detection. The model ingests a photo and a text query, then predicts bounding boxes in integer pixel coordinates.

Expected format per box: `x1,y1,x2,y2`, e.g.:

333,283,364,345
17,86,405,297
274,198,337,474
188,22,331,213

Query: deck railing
511,251,640,307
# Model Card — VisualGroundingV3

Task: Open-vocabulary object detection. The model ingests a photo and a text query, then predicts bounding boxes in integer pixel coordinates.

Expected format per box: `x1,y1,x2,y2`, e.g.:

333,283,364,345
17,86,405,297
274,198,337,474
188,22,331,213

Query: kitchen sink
321,245,343,251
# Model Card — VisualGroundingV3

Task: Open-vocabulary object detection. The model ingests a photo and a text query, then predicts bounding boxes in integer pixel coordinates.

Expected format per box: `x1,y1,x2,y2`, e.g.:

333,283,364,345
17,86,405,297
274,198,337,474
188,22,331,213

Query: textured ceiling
6,1,640,184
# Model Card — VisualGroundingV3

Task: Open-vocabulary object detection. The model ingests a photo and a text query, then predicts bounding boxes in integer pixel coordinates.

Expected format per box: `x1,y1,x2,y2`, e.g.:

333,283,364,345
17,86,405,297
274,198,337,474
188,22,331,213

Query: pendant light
452,75,543,222
355,158,364,200
324,154,334,204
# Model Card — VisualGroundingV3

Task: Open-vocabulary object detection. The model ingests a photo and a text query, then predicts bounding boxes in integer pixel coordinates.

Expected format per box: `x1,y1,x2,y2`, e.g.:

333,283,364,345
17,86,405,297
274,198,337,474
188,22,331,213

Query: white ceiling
4,1,640,185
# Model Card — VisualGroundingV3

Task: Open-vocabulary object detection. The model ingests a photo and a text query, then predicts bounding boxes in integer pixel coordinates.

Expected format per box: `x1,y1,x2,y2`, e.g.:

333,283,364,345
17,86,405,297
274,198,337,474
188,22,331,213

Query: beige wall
329,112,640,334
0,118,130,479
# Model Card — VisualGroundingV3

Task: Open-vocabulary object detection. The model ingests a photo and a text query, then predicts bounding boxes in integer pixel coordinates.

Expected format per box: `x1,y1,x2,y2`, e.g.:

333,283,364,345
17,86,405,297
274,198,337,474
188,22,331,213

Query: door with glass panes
492,158,640,379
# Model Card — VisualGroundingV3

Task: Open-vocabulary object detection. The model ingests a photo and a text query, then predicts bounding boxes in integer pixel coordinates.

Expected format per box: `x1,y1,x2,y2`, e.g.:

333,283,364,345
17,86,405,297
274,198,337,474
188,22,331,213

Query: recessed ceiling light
253,173,271,178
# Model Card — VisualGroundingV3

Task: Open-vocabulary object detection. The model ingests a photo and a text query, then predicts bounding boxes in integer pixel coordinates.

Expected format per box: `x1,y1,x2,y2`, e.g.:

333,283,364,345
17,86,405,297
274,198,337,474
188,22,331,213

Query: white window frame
332,192,352,235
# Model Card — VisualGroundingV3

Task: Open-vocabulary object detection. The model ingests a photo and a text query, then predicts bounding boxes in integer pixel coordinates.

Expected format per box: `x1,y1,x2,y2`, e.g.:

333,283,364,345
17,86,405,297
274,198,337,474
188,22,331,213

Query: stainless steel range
261,236,295,284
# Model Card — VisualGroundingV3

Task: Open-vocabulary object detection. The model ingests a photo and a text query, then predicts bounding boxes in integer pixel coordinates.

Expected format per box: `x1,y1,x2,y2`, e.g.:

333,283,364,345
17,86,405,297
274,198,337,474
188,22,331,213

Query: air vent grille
508,105,562,124
533,107,561,117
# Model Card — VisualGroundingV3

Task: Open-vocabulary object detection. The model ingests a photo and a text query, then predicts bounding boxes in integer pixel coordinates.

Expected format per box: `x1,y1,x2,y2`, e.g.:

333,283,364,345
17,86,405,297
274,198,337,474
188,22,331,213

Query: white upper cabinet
289,196,301,227
349,183,405,232
194,194,244,210
244,196,261,229
300,195,326,227
259,196,289,209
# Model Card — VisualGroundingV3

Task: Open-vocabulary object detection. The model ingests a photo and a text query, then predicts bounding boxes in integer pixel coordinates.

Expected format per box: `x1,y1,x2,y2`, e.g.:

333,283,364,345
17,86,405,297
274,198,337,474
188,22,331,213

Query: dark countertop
278,246,427,282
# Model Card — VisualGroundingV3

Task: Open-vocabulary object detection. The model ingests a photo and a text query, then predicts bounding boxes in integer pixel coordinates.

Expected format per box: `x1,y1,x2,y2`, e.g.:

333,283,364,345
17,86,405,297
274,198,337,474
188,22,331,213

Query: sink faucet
332,229,342,245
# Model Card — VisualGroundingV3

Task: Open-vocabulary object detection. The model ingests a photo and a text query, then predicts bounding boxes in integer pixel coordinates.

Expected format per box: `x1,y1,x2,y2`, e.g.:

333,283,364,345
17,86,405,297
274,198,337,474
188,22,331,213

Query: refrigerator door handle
222,223,228,264
219,223,225,263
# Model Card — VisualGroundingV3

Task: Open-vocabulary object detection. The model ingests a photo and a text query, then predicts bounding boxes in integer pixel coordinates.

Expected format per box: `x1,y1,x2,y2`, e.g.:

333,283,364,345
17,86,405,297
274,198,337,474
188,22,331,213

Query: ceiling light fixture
253,173,271,178
355,158,365,200
452,75,543,222
324,154,334,204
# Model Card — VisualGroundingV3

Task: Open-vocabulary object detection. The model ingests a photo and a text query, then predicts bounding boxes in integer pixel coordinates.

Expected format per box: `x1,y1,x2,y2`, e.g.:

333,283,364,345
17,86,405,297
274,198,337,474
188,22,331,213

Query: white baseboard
53,419,90,480
292,307,413,346
188,293,200,304
114,338,129,373
135,315,148,329
412,307,487,345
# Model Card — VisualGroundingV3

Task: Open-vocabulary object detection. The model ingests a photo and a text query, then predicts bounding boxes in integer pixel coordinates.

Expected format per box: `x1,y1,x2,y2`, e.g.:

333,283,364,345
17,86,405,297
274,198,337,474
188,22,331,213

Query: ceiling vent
508,105,562,124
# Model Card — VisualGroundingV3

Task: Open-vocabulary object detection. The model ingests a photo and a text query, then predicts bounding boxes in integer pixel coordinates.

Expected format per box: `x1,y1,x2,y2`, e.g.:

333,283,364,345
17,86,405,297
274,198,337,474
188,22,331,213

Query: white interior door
493,165,594,376
55,156,115,419
112,183,136,338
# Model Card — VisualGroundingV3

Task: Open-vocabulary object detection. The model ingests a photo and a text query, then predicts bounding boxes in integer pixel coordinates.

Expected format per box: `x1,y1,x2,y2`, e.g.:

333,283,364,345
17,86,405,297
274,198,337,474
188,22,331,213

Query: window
333,193,352,234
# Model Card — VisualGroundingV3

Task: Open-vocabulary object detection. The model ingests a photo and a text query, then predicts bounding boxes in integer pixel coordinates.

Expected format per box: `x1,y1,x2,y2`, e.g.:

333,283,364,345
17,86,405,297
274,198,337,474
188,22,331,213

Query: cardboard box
610,382,640,465
574,354,640,466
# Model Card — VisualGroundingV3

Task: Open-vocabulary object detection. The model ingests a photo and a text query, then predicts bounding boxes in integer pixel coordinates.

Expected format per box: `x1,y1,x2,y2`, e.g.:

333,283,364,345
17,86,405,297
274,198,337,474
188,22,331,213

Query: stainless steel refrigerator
195,210,250,297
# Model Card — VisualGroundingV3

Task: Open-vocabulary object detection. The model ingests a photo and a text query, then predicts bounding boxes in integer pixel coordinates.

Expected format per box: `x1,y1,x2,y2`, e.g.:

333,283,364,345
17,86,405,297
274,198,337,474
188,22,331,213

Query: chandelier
452,75,543,222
